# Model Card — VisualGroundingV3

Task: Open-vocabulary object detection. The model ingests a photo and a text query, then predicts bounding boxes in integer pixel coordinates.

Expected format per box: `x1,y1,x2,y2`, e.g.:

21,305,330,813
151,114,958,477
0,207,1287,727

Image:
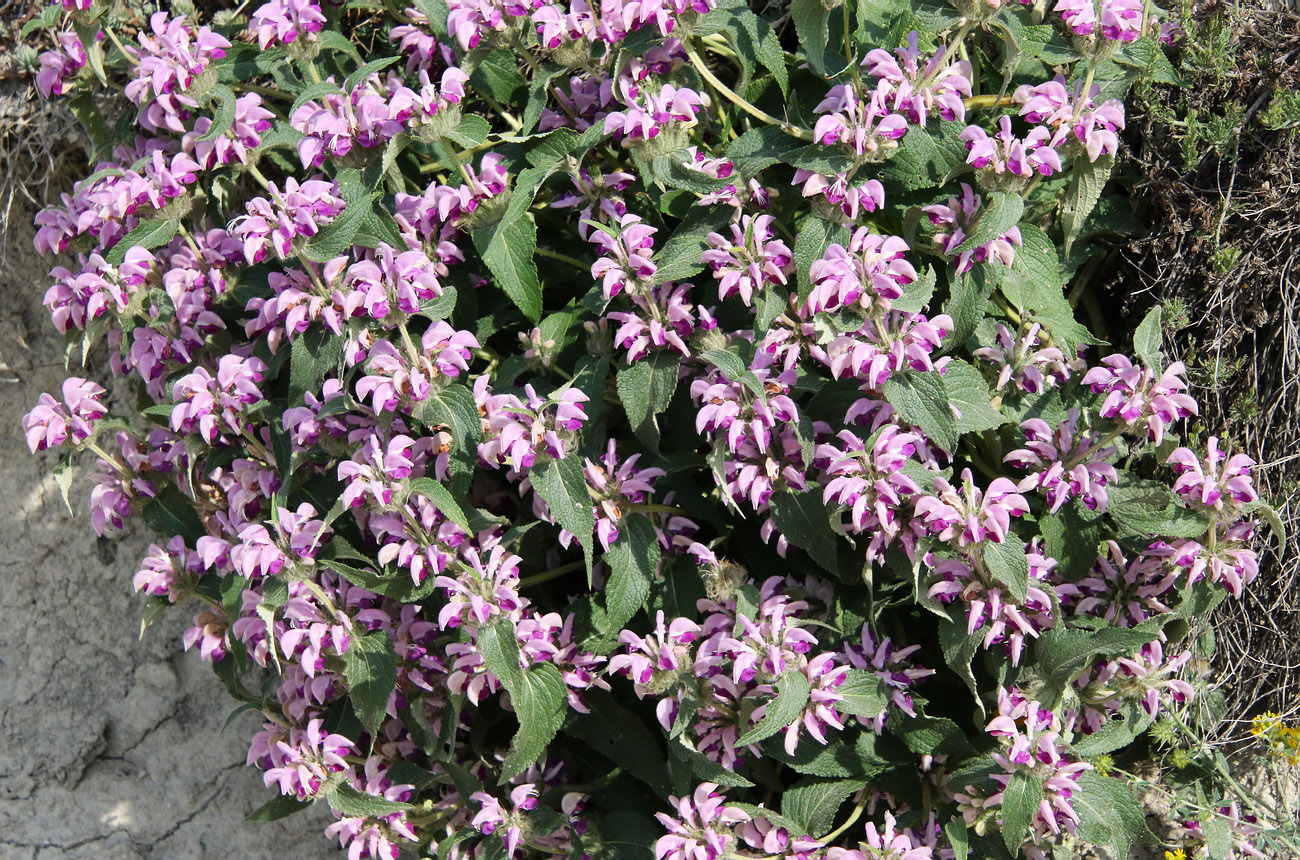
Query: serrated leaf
532,455,596,577
521,62,565,135
343,56,401,93
404,477,472,533
473,217,542,322
781,778,866,836
289,327,342,404
983,540,1029,602
995,225,1097,356
616,351,680,447
737,669,811,747
470,49,527,103
343,631,398,737
1061,154,1114,256
1001,771,1042,854
791,0,838,76
141,485,205,543
247,794,313,821
1133,305,1163,370
327,783,414,817
880,124,967,191
478,616,524,687
302,194,375,261
892,715,977,758
106,219,180,265
955,192,1023,256
413,383,481,491
601,514,660,633
447,113,492,148
770,490,840,575
199,84,238,142
501,662,568,781
883,360,1003,452
835,670,890,723
892,266,936,314
1072,772,1156,855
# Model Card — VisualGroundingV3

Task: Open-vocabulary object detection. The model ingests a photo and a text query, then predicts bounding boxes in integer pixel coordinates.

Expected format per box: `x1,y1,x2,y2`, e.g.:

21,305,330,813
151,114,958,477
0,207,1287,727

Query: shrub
20,0,1292,857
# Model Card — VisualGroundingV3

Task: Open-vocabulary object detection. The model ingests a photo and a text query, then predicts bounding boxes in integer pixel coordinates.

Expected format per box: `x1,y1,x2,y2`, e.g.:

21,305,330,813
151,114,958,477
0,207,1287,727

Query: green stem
684,41,813,142
519,560,584,588
535,247,590,271
103,25,138,67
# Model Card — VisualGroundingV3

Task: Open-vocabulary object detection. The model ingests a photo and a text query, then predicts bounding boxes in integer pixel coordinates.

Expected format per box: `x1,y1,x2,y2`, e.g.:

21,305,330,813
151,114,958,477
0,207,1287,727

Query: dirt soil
0,99,338,860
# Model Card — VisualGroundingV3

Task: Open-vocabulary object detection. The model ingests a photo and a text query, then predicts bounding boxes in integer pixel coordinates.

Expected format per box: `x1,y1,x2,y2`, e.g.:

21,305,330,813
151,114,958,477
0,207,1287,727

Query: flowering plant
22,0,1289,857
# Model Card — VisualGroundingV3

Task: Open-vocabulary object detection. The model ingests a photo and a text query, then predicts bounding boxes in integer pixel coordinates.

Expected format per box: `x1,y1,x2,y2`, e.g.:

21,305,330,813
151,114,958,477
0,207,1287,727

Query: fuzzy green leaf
770,490,841,575
501,663,569,781
1073,773,1157,854
983,540,1029,602
473,216,542,322
404,477,472,533
736,669,812,747
343,631,398,737
781,778,867,837
327,782,414,817
532,455,596,577
601,514,661,633
1001,771,1043,854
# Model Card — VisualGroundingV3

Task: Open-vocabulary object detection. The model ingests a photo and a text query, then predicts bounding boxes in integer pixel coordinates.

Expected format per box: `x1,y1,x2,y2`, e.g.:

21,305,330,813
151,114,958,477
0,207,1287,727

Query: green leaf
601,515,661,633
343,56,401,93
892,715,976,758
413,383,482,490
794,219,850,301
470,50,527,103
883,360,1003,451
532,455,596,577
836,669,890,723
945,818,970,860
1061,154,1115,256
880,124,967,191
1001,771,1042,854
1071,700,1154,756
983,540,1029,603
1040,506,1102,581
247,794,313,821
892,266,936,314
404,477,473,533
1072,773,1156,855
473,216,542,322
289,327,343,404
290,80,346,115
653,206,720,285
1133,304,1163,370
502,662,568,781
726,126,802,173
343,631,398,737
769,490,840,576
1204,816,1233,860
942,269,995,349
670,736,756,788
302,193,376,261
323,559,442,602
790,0,837,76
199,84,238,142
737,669,812,747
447,113,493,148
1036,621,1164,691
616,351,680,446
567,692,670,796
781,778,866,836
106,219,180,265
728,9,789,95
521,62,565,135
955,192,1023,256
327,783,414,817
141,485,206,544
478,616,524,687
1115,37,1182,86
939,609,984,702
994,225,1097,356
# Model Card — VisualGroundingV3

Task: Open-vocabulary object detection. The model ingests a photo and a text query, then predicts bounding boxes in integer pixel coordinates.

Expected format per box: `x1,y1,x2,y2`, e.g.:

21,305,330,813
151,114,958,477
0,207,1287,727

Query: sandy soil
0,185,338,859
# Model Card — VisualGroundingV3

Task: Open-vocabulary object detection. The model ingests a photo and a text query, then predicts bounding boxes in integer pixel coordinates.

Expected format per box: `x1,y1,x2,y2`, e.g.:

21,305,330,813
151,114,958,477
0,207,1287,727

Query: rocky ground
0,92,337,860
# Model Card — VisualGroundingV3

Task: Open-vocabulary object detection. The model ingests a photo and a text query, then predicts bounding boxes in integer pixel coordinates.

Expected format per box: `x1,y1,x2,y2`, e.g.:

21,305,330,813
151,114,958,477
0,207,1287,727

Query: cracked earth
0,190,338,859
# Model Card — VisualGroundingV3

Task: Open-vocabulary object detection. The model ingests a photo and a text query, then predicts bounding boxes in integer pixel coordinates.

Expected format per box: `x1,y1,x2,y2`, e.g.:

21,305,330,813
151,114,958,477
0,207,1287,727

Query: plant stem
684,41,813,142
536,247,590,271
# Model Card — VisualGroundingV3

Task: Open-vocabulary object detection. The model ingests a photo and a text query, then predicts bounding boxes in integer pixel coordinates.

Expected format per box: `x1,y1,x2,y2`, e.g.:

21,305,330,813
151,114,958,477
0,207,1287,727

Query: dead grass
1105,4,1300,748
